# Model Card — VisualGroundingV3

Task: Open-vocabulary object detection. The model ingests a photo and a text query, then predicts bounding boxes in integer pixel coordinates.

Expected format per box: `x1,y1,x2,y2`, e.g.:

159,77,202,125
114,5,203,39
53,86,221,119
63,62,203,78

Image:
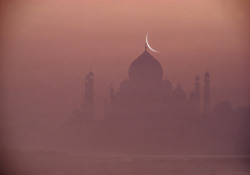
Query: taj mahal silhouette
83,44,211,121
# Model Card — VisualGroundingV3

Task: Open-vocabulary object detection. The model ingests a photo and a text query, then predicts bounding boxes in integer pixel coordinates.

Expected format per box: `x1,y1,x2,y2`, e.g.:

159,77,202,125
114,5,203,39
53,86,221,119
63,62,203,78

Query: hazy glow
0,1,249,174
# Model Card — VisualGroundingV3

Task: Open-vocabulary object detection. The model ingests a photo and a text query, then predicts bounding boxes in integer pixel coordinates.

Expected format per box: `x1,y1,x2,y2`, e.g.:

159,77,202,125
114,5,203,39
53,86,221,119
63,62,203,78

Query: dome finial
128,48,163,82
145,42,147,51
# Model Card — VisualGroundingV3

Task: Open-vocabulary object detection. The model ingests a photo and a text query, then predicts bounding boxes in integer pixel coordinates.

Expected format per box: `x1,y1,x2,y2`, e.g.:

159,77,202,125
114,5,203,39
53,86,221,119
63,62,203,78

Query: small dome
205,71,210,78
128,50,163,83
163,79,172,90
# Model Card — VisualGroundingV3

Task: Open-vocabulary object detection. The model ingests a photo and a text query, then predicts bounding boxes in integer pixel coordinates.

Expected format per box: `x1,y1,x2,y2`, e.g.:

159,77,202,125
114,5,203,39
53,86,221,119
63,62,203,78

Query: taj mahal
82,44,211,122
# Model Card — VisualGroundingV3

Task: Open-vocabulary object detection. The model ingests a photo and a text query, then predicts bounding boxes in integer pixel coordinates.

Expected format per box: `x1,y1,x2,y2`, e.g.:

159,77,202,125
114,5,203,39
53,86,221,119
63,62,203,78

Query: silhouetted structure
203,71,211,114
194,76,201,112
81,46,213,120
100,45,209,120
83,71,94,119
189,76,201,113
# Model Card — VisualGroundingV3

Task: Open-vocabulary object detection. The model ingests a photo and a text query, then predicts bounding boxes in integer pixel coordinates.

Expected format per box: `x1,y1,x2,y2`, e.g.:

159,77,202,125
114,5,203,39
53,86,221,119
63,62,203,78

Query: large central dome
128,50,163,83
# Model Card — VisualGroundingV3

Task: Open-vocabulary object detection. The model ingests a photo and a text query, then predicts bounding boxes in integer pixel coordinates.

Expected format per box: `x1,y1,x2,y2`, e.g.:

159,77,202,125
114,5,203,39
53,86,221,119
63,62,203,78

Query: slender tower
84,71,94,119
194,76,201,112
203,72,210,114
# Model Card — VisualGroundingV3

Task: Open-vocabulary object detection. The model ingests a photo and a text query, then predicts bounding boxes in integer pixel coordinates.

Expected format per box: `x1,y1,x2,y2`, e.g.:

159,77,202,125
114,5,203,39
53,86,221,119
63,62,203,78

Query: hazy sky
1,0,250,122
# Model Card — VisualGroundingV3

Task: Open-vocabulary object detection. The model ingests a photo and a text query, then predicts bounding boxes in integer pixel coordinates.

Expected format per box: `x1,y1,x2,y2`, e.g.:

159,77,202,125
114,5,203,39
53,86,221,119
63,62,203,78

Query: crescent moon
146,32,159,53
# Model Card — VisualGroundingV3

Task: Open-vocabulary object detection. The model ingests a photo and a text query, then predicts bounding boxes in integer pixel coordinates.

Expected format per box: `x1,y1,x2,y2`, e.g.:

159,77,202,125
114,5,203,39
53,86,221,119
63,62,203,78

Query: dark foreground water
4,149,250,175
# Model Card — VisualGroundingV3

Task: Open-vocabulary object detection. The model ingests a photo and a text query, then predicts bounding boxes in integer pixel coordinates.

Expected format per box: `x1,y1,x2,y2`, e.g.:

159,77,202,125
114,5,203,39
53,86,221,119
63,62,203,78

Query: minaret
84,71,94,119
203,72,210,114
194,76,201,112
